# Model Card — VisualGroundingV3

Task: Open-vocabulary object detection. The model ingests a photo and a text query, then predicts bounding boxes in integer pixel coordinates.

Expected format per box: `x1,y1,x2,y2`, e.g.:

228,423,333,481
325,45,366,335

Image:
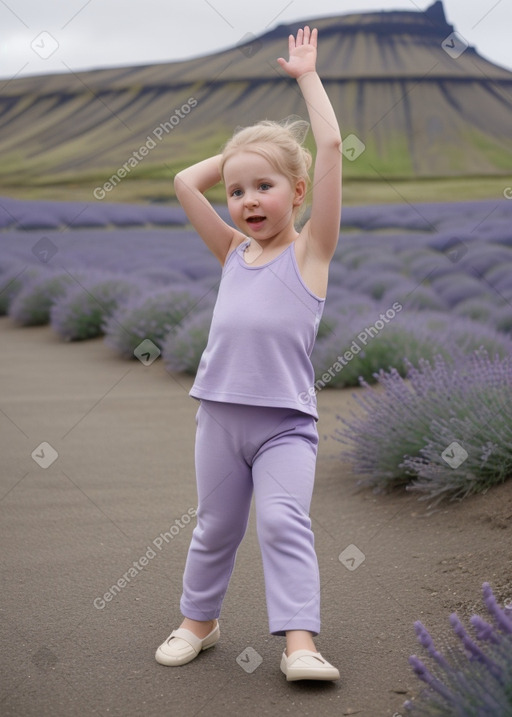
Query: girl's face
223,150,305,241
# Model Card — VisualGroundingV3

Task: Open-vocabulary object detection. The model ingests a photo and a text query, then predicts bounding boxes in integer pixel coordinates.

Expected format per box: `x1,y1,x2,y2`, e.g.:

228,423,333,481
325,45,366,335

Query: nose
244,192,259,207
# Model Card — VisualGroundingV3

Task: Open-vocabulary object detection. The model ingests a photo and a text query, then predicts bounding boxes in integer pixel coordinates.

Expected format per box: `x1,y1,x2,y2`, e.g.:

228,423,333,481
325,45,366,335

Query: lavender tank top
189,238,326,419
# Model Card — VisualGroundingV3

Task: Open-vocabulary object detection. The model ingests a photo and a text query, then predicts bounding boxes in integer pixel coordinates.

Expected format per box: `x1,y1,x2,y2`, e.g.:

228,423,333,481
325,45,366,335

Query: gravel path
1,317,511,716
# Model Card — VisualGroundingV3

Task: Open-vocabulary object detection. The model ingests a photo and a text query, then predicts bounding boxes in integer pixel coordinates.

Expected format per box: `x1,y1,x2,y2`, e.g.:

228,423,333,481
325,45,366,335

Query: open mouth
247,216,266,224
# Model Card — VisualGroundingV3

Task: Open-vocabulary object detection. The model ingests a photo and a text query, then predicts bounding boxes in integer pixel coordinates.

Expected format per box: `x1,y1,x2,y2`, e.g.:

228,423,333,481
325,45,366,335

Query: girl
156,26,342,681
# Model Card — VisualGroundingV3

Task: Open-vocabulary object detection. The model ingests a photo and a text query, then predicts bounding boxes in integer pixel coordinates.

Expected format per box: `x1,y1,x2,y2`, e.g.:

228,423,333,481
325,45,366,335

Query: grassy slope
1,7,511,205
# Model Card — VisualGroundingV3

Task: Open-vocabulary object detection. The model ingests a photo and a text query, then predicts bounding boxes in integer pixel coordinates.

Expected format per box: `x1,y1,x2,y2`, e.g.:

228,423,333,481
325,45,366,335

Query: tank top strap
224,238,250,272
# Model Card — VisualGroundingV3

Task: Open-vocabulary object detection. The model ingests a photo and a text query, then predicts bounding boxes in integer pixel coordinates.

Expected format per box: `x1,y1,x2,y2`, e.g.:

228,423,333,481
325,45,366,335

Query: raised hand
277,26,317,78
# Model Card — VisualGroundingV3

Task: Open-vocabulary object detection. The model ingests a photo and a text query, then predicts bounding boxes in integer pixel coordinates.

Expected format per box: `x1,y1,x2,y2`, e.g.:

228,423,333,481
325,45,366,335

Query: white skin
175,26,342,655
223,150,307,266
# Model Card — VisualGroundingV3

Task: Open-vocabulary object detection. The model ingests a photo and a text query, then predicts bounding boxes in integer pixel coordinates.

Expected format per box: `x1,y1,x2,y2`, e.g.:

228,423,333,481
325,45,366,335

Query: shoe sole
155,629,220,666
155,640,218,666
283,669,340,681
280,656,340,681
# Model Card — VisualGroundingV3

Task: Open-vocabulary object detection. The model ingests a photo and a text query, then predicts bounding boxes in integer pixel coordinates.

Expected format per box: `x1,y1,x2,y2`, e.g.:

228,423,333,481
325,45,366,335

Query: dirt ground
1,316,511,717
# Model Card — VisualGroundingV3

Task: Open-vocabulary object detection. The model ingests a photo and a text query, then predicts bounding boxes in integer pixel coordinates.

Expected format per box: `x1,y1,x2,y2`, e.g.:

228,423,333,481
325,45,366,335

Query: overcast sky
1,0,511,81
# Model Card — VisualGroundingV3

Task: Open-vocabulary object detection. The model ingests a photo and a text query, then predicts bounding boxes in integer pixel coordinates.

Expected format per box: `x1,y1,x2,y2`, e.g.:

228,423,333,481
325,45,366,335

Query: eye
259,183,271,191
231,188,243,197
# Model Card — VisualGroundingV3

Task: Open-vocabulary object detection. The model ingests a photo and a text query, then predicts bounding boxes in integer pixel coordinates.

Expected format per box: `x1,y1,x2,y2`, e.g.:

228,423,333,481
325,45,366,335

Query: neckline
235,237,326,302
236,239,295,269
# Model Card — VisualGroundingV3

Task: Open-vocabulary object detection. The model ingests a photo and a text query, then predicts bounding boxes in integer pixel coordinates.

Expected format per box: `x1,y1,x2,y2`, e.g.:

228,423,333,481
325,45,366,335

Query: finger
311,27,318,47
296,27,303,46
303,26,310,44
288,33,295,53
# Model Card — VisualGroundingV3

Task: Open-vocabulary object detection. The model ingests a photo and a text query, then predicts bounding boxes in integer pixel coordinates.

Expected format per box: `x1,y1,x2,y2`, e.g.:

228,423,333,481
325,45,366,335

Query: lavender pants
180,399,321,636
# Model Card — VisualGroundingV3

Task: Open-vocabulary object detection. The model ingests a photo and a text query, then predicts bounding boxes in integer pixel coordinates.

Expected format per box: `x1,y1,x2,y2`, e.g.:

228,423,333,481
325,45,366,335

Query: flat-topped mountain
1,1,510,197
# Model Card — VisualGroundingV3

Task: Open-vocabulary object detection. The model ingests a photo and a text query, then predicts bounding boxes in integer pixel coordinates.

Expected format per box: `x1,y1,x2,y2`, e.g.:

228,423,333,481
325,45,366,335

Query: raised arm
174,155,239,265
278,27,342,261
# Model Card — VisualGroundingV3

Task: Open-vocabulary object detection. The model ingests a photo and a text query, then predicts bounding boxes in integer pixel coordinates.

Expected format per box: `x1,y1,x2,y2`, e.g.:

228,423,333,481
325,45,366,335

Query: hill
0,1,511,202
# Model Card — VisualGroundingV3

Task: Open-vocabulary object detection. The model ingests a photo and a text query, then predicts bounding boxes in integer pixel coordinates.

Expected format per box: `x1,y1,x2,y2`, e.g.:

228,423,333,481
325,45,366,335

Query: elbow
173,171,187,199
173,171,184,190
319,135,342,153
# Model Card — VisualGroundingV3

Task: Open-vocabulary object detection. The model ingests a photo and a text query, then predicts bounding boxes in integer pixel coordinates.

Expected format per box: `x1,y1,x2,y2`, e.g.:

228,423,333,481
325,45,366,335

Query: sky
1,0,511,82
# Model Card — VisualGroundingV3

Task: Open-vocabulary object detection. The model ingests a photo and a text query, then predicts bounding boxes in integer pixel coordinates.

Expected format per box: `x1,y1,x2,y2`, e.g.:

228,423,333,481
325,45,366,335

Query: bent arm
174,155,237,265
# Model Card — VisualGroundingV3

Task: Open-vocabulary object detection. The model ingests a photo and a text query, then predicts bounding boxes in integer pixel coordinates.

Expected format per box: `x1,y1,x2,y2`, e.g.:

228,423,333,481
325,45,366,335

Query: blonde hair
220,118,312,221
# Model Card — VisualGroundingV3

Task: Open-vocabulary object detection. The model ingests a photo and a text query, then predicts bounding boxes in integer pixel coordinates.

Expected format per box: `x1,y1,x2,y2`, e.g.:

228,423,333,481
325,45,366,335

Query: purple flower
431,273,492,307
103,284,215,358
0,264,45,315
408,653,457,703
481,583,512,635
405,584,512,715
8,270,81,326
161,305,214,374
50,271,145,341
336,350,512,499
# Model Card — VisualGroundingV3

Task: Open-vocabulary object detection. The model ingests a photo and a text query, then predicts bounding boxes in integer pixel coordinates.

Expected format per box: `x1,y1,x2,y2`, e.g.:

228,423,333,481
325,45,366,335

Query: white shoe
155,621,220,666
280,649,340,681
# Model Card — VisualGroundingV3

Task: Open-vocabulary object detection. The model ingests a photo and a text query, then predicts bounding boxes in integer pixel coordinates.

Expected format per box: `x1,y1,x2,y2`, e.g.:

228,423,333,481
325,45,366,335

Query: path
1,317,511,716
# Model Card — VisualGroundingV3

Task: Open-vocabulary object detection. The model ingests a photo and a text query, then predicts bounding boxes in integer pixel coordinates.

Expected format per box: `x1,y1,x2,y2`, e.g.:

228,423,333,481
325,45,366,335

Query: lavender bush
0,196,187,229
8,271,79,326
335,351,512,500
50,273,143,341
340,267,388,293
406,253,452,283
313,306,339,342
326,260,348,287
452,297,499,324
404,582,512,715
337,246,374,270
484,263,512,292
3,197,512,388
0,264,44,315
381,284,448,312
495,306,512,334
312,311,512,390
330,294,378,316
401,353,512,502
312,312,447,389
458,244,512,274
354,271,410,301
362,255,404,273
431,273,491,307
103,286,214,358
162,305,214,374
445,315,512,359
